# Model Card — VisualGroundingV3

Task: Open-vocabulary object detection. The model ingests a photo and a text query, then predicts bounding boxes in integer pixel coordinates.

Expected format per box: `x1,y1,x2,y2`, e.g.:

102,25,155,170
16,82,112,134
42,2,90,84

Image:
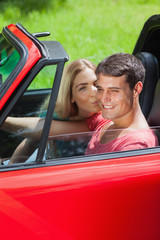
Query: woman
39,58,102,158
2,59,107,163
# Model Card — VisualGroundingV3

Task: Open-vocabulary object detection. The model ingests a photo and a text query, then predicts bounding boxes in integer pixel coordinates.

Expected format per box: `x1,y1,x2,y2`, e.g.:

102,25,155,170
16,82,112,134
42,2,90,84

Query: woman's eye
79,87,86,91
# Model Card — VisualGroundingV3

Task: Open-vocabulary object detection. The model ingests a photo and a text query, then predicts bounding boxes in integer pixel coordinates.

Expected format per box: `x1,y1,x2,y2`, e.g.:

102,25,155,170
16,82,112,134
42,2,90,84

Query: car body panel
1,153,160,239
0,154,160,240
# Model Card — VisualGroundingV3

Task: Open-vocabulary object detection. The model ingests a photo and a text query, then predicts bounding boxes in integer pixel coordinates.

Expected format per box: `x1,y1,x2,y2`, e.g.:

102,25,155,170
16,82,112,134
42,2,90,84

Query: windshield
0,33,20,87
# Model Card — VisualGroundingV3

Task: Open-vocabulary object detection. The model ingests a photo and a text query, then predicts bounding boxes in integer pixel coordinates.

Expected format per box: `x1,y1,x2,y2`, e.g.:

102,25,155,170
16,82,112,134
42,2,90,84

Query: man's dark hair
95,53,145,90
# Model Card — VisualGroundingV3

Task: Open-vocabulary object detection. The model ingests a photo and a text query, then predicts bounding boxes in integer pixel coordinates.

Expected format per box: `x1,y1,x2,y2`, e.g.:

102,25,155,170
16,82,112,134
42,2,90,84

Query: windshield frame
0,24,42,112
0,24,42,126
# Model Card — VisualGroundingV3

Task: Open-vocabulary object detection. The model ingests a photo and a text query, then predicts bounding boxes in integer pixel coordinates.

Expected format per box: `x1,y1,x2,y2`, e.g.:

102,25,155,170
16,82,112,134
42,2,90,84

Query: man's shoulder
85,112,110,131
120,128,158,148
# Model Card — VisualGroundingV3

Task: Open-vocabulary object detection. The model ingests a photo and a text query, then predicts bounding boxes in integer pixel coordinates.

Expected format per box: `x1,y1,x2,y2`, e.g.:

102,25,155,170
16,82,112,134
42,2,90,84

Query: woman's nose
90,85,97,96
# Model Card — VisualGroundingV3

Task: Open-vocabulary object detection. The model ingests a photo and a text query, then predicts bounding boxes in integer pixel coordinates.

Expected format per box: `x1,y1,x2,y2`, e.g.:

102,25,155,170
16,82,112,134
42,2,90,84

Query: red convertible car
0,15,160,240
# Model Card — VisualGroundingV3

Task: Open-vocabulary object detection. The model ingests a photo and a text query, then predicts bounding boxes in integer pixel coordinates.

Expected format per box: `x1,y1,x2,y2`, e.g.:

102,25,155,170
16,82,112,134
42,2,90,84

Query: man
85,53,158,155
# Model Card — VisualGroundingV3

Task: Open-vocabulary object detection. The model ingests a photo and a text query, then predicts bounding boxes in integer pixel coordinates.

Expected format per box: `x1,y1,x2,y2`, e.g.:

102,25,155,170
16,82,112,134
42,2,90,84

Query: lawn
0,0,159,87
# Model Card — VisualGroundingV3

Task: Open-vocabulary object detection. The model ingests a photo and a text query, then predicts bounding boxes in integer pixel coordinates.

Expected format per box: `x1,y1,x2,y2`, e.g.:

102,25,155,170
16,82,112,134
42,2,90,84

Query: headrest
148,79,160,126
135,52,159,118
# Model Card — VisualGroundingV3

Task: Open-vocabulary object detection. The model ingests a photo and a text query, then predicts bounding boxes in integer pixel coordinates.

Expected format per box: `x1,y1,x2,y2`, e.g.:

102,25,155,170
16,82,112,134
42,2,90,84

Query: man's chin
102,113,112,120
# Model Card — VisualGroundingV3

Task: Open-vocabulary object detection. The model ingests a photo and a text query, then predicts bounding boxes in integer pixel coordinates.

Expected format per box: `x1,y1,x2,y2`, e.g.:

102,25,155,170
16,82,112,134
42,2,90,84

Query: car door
1,139,160,240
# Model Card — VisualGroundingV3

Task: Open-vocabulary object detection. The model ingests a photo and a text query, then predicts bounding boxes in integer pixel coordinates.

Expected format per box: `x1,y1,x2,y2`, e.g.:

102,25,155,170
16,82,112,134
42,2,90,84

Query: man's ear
133,81,143,97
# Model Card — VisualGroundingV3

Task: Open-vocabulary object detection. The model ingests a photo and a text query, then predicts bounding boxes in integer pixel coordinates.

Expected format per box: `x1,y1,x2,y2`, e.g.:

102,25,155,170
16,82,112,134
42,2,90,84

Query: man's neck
111,104,148,130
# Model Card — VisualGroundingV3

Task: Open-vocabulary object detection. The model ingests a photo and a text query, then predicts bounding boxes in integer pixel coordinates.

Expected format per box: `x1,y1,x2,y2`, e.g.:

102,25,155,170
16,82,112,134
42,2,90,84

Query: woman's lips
92,101,98,105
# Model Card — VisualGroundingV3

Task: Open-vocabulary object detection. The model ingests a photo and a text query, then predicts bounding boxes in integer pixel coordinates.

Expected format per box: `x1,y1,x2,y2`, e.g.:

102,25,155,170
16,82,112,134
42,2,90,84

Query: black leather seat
147,79,160,144
135,52,159,119
148,79,160,126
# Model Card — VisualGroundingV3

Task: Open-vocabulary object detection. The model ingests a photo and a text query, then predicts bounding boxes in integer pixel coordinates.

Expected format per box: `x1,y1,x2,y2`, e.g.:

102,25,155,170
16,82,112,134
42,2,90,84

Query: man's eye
112,90,119,92
97,88,102,91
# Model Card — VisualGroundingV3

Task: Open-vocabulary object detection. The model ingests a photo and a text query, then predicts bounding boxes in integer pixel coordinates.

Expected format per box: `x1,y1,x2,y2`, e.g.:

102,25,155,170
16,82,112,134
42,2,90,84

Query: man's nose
100,91,111,103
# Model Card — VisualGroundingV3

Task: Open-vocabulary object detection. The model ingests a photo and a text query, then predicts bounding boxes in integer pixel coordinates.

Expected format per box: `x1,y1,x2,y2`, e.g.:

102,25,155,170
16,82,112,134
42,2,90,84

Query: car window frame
1,142,160,173
0,23,69,170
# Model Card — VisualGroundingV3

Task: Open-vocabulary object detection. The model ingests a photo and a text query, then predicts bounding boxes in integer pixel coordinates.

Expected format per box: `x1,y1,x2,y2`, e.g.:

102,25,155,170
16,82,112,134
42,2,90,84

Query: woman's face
72,68,100,118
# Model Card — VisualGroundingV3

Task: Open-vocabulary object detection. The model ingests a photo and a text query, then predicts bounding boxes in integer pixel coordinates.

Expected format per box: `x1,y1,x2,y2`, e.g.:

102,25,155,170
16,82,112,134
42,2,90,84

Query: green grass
0,0,159,87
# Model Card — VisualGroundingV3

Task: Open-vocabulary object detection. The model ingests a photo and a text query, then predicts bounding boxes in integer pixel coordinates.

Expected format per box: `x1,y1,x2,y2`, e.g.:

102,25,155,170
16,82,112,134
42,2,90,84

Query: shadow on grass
0,0,66,14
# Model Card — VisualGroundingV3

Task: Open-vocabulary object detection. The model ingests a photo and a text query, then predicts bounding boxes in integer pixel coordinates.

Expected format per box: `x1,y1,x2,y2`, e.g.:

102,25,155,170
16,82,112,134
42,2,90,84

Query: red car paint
1,153,160,240
0,24,41,110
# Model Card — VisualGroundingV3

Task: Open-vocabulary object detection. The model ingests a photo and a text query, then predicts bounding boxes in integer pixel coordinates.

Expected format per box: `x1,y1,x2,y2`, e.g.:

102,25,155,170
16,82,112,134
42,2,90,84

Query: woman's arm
49,120,89,136
1,117,43,135
1,116,90,139
9,138,38,164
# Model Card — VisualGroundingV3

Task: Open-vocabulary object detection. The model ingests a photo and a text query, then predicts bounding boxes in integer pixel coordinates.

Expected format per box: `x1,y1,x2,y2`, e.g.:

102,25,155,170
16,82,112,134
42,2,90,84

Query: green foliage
0,0,159,87
0,0,66,13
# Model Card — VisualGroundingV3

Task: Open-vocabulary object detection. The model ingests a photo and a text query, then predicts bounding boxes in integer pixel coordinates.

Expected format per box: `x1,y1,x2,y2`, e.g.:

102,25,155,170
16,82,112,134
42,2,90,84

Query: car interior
135,52,160,144
135,52,159,119
45,51,160,159
1,50,160,163
46,50,160,159
147,78,160,143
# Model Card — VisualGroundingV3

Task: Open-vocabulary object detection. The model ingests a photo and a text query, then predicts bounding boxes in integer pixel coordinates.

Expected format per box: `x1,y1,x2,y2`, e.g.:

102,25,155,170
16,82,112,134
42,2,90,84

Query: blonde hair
43,59,96,119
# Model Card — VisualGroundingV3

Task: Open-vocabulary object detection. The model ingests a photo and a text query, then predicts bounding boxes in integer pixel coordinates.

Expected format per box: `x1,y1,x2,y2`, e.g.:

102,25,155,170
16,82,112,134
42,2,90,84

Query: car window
1,121,159,165
28,65,57,90
43,127,160,160
0,33,20,87
45,132,92,159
